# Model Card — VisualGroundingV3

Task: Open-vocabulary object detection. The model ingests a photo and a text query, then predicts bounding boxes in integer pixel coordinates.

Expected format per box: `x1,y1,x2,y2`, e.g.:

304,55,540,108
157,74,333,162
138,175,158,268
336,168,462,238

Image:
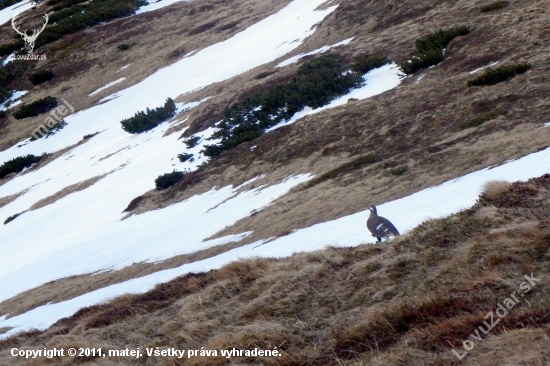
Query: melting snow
0,90,27,111
2,146,550,337
135,0,191,14
266,63,401,132
469,61,499,74
88,78,126,96
276,37,354,67
0,0,34,26
0,0,547,339
115,64,131,73
0,0,338,328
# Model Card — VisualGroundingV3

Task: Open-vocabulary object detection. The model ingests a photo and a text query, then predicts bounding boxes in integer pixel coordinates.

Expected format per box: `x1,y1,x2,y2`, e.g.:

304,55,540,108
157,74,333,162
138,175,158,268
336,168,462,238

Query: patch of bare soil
1,175,549,365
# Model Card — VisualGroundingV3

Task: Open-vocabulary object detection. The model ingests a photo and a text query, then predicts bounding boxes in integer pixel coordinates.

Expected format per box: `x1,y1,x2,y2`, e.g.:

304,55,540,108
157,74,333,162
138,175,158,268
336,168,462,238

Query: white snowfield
0,0,33,26
1,0,549,339
1,146,550,338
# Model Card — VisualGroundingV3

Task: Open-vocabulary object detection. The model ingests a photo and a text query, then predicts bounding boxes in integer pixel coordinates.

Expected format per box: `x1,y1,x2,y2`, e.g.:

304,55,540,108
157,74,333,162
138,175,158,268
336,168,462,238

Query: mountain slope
1,176,549,365
0,0,549,359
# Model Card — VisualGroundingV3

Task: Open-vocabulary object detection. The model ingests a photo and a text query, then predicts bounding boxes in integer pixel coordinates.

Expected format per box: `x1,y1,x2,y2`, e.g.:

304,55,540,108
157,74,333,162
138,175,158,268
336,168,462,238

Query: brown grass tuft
481,180,511,200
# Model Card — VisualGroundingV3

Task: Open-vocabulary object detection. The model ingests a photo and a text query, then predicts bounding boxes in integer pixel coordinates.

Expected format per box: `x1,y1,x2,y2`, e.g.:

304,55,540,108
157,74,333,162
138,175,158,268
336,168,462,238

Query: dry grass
0,191,25,209
1,0,550,363
1,175,550,365
481,180,512,200
122,0,550,248
29,174,106,210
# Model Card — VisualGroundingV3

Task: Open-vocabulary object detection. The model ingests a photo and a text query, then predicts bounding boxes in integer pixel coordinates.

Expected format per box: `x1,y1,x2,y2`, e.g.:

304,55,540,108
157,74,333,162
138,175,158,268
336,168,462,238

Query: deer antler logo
11,13,49,54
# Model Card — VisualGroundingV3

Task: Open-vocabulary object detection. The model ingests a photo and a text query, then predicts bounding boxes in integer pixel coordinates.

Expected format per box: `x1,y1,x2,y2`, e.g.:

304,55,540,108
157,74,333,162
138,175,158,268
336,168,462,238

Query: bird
366,206,400,242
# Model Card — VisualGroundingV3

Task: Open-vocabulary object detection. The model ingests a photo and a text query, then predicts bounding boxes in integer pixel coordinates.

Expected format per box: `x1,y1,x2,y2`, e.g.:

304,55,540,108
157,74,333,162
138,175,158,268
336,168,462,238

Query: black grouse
366,206,400,242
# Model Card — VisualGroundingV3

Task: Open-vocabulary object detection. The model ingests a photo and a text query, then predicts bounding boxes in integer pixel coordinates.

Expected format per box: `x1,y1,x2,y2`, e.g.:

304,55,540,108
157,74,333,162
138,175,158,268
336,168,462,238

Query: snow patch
89,78,126,96
266,63,401,132
469,61,499,74
276,37,354,67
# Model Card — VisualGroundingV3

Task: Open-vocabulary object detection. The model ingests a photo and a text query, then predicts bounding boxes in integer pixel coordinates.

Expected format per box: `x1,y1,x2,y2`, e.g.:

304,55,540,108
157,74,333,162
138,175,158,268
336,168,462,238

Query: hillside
0,0,549,364
1,177,549,365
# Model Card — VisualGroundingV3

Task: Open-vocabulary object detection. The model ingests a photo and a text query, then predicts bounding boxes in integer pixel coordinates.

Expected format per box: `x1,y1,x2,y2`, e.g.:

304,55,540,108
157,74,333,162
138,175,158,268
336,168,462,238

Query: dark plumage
366,206,400,242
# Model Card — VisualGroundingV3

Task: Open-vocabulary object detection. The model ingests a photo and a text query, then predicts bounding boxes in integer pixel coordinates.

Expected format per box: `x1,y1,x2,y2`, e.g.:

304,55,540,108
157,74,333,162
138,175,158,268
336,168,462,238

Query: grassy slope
1,0,550,361
1,176,549,365
128,0,550,246
1,0,550,330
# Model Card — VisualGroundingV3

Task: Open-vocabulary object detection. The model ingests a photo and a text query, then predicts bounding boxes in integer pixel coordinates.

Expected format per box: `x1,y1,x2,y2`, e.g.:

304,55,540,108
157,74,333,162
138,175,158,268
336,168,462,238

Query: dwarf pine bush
33,0,147,50
155,170,185,189
0,60,34,88
29,70,55,85
400,26,470,74
184,136,200,148
460,109,507,129
351,55,389,74
480,1,509,12
177,153,193,162
13,97,58,119
467,63,531,87
121,98,177,134
4,211,25,225
0,40,24,57
203,54,366,157
0,0,20,11
0,154,43,179
0,88,13,105
117,44,132,51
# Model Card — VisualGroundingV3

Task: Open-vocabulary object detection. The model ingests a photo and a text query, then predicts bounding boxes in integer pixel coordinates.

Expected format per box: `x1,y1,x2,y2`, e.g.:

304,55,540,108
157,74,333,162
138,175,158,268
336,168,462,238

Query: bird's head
367,206,377,214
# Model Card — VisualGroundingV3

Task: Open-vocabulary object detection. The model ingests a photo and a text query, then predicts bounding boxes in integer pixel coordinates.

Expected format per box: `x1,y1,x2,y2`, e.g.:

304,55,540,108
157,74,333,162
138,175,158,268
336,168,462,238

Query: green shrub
203,54,365,157
414,27,470,54
121,98,177,134
0,40,24,57
400,50,444,75
460,109,507,129
29,70,55,85
48,5,86,22
0,154,43,180
0,0,21,11
351,55,388,74
117,43,132,51
255,71,276,80
4,211,26,225
400,26,470,75
34,0,147,50
155,170,185,189
29,119,67,141
0,88,13,105
480,1,509,12
390,166,408,176
467,63,531,87
13,97,57,119
184,136,200,148
0,60,34,88
217,21,239,31
0,110,7,119
304,154,378,189
177,153,193,162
